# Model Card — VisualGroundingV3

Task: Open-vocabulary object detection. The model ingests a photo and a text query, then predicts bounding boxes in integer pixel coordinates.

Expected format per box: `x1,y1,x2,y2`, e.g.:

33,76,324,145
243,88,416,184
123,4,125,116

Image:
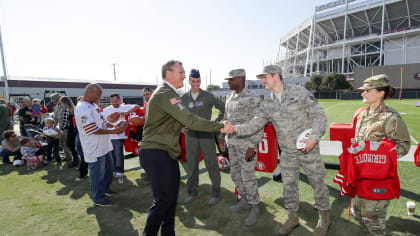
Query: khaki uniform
353,104,410,236
236,84,331,211
181,89,225,197
223,89,263,205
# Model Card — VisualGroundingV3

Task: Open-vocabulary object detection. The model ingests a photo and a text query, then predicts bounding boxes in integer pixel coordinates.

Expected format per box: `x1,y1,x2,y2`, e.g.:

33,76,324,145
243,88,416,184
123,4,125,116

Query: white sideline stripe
410,135,419,145
324,103,340,111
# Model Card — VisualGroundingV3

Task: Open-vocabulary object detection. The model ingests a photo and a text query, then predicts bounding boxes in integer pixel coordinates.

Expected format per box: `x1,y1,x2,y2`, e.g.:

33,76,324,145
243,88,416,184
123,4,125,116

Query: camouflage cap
224,69,246,80
357,74,391,90
50,93,61,102
256,64,282,79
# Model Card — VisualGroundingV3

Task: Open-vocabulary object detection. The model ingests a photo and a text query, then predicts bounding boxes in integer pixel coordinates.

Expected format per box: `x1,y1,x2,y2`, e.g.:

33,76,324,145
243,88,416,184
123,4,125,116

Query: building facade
277,0,420,82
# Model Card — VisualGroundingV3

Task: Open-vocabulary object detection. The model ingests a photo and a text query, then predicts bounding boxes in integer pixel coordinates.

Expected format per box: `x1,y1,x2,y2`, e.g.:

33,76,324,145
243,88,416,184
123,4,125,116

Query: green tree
207,84,221,90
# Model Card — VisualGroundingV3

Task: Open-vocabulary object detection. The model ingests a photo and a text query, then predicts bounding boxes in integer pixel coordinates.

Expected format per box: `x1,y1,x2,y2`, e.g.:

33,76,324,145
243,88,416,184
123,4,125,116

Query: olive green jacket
140,83,224,159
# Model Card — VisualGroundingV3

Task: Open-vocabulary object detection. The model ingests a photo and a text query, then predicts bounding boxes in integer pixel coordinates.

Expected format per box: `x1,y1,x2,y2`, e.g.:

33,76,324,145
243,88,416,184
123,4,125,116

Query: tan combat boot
313,210,330,236
279,210,299,235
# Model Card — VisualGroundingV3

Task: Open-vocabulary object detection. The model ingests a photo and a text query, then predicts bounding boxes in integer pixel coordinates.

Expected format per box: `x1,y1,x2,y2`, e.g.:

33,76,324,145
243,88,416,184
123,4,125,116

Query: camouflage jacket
222,89,263,148
53,105,65,129
354,104,410,157
236,84,327,154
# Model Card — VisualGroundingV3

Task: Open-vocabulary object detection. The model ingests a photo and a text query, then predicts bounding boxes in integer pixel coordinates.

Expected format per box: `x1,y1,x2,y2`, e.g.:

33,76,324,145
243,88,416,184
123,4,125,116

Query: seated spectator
42,118,61,166
1,130,22,164
20,137,46,170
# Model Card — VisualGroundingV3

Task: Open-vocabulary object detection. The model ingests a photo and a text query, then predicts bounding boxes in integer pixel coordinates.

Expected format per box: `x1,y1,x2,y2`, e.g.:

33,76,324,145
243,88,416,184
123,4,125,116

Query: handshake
220,121,236,134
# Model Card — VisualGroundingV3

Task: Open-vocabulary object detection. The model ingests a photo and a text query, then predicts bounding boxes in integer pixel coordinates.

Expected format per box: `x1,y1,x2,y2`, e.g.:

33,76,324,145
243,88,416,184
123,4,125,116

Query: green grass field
0,98,419,236
319,99,420,144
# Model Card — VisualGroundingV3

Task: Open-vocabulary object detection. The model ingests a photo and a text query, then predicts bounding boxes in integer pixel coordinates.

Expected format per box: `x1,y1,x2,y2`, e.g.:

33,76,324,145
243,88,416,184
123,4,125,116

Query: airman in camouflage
353,74,410,236
224,65,331,236
220,68,263,226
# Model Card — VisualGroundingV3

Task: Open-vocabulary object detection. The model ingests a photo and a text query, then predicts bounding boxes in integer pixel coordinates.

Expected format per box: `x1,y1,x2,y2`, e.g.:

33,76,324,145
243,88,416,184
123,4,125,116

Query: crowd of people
0,60,413,236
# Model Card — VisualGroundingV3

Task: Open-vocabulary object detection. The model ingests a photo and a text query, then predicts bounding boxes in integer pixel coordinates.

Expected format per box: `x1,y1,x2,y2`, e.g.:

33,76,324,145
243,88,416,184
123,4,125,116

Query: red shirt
7,104,16,116
335,138,399,200
41,106,48,114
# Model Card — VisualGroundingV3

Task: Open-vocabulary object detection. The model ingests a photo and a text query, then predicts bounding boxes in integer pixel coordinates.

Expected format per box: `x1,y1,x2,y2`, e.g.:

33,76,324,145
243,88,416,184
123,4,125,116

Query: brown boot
313,210,330,236
279,210,299,235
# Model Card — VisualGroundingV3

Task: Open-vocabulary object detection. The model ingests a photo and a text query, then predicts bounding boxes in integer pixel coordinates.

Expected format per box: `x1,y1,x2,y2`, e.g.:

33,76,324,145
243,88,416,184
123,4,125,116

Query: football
107,112,120,123
43,128,59,137
296,129,312,149
217,155,230,171
128,116,144,126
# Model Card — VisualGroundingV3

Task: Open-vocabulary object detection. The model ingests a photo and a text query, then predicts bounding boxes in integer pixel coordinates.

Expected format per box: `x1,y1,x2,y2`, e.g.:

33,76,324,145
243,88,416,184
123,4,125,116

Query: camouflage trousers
353,195,390,236
228,144,259,205
280,146,330,211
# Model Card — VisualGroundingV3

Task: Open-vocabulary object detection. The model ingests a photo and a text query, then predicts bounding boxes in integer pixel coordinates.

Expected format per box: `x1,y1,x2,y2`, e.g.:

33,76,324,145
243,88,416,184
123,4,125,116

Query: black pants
139,149,180,236
75,134,88,178
46,139,60,163
66,128,79,165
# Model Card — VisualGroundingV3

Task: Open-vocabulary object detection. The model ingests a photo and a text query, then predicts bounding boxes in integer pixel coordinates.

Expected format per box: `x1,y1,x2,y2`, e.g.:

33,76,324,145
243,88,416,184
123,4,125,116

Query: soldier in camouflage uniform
222,65,331,236
182,68,225,205
353,74,410,236
220,68,263,226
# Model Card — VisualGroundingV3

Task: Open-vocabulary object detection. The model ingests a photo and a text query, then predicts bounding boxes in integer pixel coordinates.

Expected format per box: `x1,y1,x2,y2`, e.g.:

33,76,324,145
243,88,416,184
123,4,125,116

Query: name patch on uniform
373,188,387,194
170,97,181,104
195,101,204,106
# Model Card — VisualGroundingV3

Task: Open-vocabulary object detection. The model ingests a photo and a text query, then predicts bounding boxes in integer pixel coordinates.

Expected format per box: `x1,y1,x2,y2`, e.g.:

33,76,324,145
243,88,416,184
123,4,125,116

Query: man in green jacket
139,60,224,236
181,69,225,205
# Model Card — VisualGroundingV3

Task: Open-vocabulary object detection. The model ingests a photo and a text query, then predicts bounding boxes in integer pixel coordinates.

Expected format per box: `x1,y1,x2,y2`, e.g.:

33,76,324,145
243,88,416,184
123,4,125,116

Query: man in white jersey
75,83,127,207
103,93,138,178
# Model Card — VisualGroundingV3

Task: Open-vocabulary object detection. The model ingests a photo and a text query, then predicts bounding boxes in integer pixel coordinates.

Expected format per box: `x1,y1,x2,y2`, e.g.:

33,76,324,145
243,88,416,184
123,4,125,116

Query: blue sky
0,0,333,90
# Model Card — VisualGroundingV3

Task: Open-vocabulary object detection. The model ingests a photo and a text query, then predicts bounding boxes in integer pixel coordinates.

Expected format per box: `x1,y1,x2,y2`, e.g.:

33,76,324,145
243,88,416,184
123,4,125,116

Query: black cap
189,69,200,78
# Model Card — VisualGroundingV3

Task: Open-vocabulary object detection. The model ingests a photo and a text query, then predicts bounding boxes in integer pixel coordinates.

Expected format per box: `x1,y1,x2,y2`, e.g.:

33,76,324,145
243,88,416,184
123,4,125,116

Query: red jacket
334,138,400,200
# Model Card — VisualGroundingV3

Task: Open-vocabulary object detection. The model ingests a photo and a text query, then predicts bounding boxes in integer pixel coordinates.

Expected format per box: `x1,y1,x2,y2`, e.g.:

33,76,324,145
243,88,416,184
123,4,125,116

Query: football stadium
277,0,420,93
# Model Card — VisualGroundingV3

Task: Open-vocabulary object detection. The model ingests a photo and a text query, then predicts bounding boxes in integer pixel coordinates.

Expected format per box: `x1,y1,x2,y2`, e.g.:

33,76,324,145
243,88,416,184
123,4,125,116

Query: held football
296,129,312,149
43,129,59,137
107,112,120,123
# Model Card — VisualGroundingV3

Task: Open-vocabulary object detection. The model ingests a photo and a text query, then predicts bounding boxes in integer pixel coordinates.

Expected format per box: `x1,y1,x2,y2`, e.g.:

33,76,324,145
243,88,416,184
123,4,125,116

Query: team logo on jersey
256,161,265,170
188,102,194,108
414,72,420,80
80,116,88,124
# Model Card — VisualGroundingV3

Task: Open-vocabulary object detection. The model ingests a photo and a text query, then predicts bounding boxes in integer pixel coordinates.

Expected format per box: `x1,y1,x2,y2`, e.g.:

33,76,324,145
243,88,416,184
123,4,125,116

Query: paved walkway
320,140,416,162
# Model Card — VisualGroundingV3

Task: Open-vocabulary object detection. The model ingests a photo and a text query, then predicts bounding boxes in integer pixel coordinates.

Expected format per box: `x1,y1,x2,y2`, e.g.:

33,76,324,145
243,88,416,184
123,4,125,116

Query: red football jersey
334,138,399,200
123,108,145,155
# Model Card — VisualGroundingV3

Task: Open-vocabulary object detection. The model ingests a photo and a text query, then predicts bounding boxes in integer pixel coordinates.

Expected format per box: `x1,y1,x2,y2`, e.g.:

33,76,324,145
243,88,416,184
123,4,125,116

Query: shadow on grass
177,181,284,236
0,162,30,176
37,161,151,236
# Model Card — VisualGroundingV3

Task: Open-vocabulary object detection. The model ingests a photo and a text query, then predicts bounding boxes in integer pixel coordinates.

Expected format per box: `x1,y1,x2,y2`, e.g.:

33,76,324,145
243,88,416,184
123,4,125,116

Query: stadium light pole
341,0,348,74
310,10,317,77
112,63,117,81
0,26,10,102
379,0,385,66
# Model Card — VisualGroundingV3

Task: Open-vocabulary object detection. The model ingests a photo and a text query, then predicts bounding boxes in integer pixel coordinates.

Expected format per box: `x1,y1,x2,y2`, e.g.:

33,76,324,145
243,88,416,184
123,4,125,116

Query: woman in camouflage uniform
354,74,411,236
